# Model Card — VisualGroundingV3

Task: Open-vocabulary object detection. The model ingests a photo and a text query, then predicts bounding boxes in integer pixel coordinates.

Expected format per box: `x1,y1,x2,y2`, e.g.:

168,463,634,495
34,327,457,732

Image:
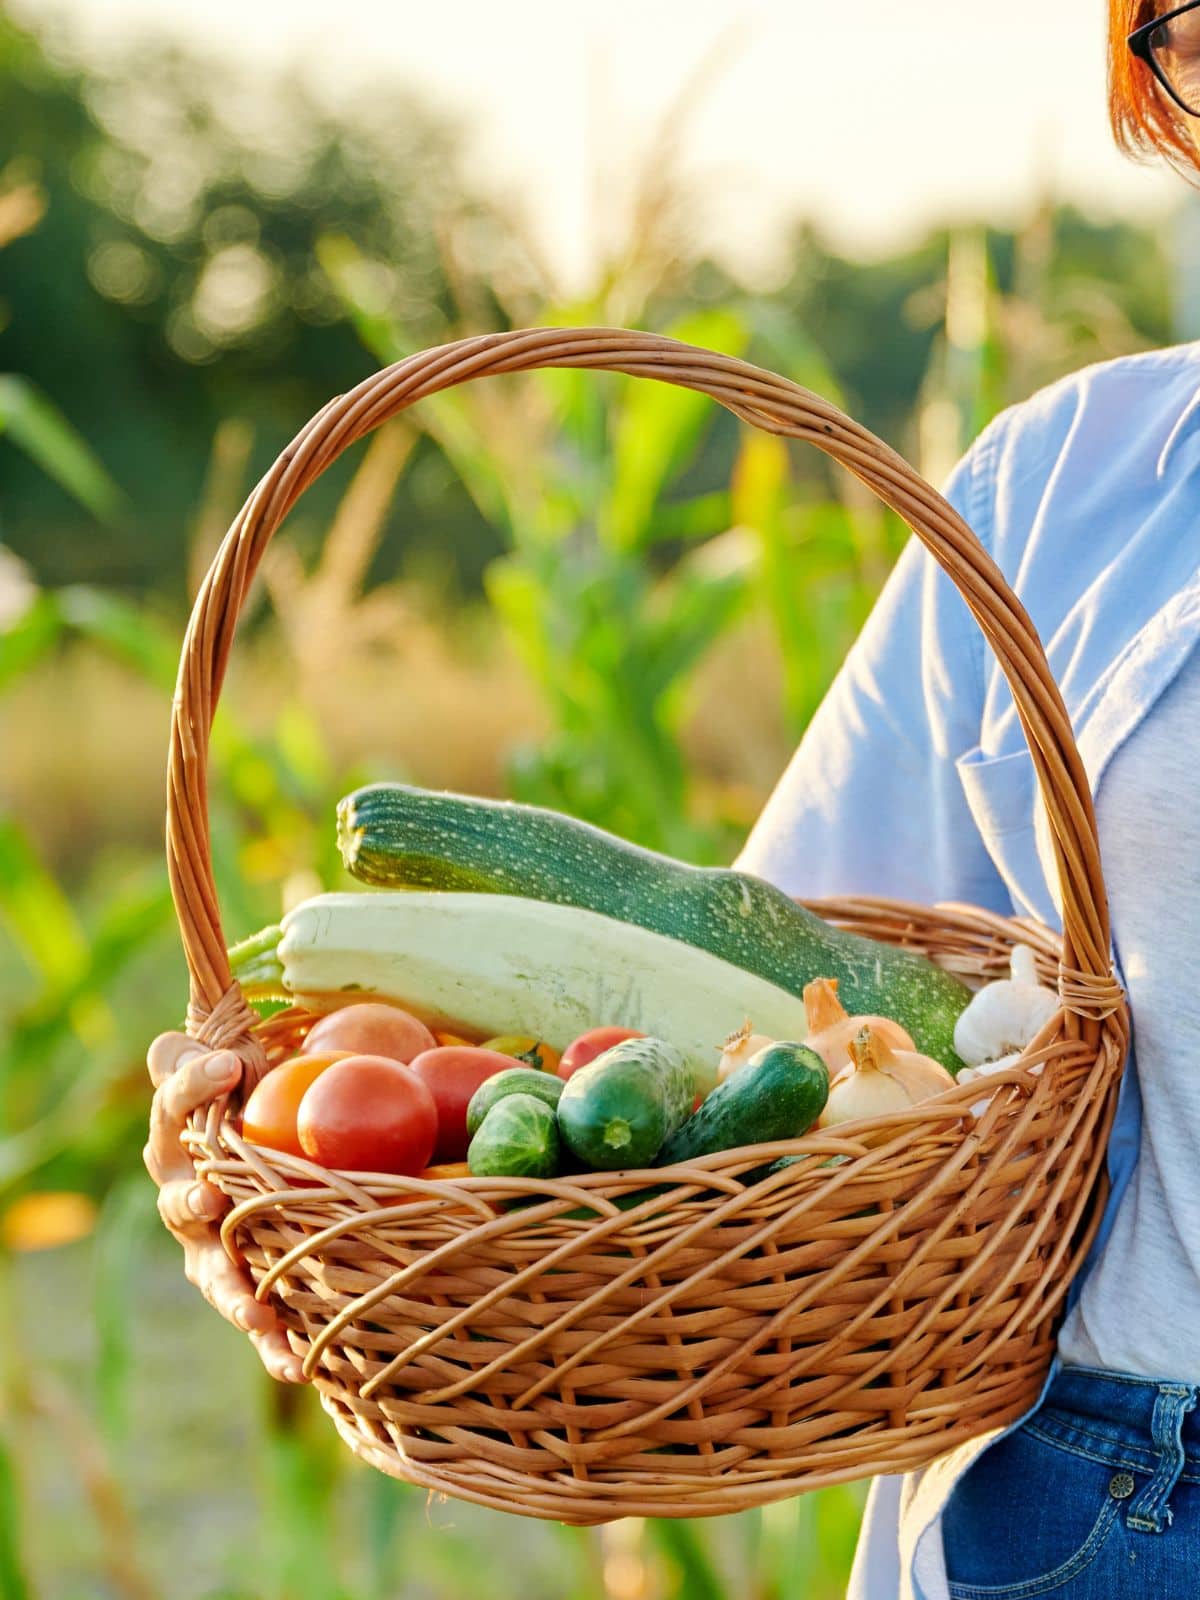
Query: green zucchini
557,1037,693,1170
656,1042,829,1167
337,783,969,1071
467,1094,561,1179
466,1067,563,1138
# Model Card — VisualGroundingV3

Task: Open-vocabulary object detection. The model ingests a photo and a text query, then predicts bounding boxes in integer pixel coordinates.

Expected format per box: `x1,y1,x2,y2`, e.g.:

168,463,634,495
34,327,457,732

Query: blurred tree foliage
0,8,1172,601
0,7,544,592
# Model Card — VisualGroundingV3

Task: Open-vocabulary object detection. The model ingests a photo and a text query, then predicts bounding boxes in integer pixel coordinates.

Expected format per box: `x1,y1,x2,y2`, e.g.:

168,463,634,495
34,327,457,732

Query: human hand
144,1032,304,1383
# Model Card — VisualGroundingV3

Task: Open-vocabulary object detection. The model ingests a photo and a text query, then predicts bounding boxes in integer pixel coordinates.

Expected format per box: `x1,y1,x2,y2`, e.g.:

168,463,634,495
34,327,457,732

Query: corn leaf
0,819,89,995
604,307,747,551
56,586,178,692
0,1432,32,1600
0,592,61,693
0,374,123,522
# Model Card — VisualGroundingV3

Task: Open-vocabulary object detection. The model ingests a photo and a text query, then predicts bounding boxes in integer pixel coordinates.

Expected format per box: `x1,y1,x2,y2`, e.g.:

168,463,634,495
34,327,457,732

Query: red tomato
302,1003,437,1065
557,1026,645,1081
408,1046,516,1164
297,1055,437,1175
242,1053,350,1158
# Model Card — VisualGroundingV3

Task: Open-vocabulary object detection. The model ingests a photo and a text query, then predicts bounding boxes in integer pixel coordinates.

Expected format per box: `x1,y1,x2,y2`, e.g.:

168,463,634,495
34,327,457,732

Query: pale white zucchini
276,891,811,1094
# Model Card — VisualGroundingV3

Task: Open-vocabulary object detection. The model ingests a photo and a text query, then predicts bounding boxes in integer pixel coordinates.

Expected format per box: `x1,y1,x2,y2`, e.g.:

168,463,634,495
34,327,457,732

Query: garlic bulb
952,945,1058,1068
819,1025,955,1128
802,976,915,1074
718,1019,775,1082
957,1050,1024,1086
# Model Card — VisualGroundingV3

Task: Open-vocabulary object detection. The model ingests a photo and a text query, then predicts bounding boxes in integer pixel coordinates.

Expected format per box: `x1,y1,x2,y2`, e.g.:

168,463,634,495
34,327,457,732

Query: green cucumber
337,783,970,1071
467,1094,561,1179
466,1068,563,1138
557,1037,694,1171
656,1042,829,1167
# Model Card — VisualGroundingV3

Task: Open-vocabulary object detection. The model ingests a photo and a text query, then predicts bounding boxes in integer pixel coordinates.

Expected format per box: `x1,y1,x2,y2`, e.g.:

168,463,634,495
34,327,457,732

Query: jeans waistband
1047,1365,1200,1468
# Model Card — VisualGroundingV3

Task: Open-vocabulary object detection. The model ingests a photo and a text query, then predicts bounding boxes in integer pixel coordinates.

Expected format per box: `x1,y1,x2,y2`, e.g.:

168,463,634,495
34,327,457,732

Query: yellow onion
717,1019,776,1082
802,977,916,1075
819,1025,955,1128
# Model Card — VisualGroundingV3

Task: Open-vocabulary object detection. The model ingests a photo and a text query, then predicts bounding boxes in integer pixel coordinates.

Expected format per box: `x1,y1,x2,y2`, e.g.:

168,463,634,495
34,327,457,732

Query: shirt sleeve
735,423,1010,914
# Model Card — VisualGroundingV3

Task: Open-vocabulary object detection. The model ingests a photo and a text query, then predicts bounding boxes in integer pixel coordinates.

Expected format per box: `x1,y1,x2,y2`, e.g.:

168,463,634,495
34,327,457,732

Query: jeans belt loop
1126,1384,1199,1534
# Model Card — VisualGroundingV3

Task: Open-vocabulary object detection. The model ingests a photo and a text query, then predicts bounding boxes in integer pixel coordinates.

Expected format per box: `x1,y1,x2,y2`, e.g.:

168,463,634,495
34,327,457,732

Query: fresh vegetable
558,1025,645,1081
482,1034,561,1073
302,1001,437,1065
249,891,814,1096
716,1020,775,1083
802,977,915,1074
296,1054,437,1174
419,1162,472,1180
952,946,1058,1067
241,1052,350,1158
557,1036,694,1170
336,782,970,1069
466,1067,564,1137
407,1046,516,1164
467,1094,561,1178
657,1041,829,1166
434,1029,475,1047
819,1026,954,1128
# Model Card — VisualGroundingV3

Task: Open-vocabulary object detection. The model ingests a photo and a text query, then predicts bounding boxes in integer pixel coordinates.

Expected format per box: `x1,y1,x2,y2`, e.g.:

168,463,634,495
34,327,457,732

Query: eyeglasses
1129,1,1200,117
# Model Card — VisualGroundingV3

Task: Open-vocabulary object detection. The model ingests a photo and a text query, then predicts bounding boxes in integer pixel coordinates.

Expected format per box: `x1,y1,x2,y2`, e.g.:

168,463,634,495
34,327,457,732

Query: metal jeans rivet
1109,1472,1135,1500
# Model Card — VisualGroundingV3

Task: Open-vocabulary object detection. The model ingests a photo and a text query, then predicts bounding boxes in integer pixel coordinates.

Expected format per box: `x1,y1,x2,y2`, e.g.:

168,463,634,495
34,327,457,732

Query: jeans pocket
943,1422,1121,1598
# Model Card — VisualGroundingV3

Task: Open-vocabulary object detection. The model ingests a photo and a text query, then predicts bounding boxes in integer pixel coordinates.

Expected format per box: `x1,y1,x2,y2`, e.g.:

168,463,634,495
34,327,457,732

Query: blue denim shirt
736,342,1200,1600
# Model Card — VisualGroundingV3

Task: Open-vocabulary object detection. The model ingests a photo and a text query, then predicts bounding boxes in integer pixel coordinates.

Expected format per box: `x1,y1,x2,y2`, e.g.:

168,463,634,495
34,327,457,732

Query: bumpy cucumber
467,1094,561,1178
557,1037,693,1170
466,1068,563,1138
656,1042,829,1166
337,783,969,1071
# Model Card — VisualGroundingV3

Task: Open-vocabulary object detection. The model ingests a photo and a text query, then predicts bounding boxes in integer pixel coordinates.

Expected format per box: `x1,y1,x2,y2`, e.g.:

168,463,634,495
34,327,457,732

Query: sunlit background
0,0,1192,1595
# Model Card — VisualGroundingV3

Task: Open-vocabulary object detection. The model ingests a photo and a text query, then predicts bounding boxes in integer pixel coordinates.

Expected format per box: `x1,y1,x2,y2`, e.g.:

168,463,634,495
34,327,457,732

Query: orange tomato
242,1053,350,1158
302,1003,437,1065
297,1055,438,1175
434,1030,475,1048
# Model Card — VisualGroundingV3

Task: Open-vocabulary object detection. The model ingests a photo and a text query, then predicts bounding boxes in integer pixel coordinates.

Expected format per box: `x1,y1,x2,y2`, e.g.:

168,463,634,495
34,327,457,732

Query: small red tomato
302,1003,437,1065
297,1055,437,1175
408,1046,516,1164
242,1053,351,1158
557,1026,645,1081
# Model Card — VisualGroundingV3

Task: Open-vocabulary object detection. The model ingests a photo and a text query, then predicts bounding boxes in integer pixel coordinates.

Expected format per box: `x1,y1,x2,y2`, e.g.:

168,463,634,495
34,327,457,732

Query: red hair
1110,1,1200,171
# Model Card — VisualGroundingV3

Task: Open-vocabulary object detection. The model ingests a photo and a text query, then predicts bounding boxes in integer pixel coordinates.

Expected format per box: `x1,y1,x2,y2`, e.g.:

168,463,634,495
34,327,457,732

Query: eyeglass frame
1129,0,1200,117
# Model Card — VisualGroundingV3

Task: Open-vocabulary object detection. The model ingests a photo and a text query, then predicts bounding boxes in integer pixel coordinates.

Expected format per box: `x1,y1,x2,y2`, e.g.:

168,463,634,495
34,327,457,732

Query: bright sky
15,0,1182,290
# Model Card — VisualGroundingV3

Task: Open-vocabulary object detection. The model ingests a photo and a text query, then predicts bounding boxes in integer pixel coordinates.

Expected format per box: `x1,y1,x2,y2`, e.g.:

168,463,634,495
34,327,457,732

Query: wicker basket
171,328,1128,1524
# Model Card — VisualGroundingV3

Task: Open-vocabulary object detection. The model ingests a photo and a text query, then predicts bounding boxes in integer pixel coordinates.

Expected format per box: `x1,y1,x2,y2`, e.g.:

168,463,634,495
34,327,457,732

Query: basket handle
167,328,1119,1056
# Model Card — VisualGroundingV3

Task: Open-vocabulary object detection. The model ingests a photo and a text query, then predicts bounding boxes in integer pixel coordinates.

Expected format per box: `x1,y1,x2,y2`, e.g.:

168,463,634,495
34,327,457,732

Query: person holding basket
144,2,1200,1594
738,7,1200,1592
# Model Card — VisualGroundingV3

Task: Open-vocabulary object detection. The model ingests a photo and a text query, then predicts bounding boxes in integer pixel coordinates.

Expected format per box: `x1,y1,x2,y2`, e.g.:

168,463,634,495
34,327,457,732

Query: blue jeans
942,1365,1200,1598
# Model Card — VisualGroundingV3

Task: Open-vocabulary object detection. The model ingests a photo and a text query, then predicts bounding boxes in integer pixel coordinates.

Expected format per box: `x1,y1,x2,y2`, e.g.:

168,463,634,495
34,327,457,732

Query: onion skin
802,977,915,1074
717,1020,775,1082
818,1024,953,1128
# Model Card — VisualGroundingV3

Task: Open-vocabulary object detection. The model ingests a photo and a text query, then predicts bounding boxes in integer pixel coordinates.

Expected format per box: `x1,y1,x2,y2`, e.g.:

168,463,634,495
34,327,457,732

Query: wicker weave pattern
169,330,1129,1522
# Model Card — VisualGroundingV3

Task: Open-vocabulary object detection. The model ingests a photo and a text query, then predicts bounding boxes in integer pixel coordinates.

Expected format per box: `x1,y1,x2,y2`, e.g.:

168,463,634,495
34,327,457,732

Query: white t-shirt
1057,641,1200,1380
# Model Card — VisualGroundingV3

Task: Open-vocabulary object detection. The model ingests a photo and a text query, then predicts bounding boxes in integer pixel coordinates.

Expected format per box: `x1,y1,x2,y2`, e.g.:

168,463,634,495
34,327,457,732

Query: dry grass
0,599,799,876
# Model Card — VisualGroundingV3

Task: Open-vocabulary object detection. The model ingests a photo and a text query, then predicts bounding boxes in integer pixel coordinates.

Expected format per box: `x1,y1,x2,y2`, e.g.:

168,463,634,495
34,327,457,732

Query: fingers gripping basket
171,328,1128,1523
